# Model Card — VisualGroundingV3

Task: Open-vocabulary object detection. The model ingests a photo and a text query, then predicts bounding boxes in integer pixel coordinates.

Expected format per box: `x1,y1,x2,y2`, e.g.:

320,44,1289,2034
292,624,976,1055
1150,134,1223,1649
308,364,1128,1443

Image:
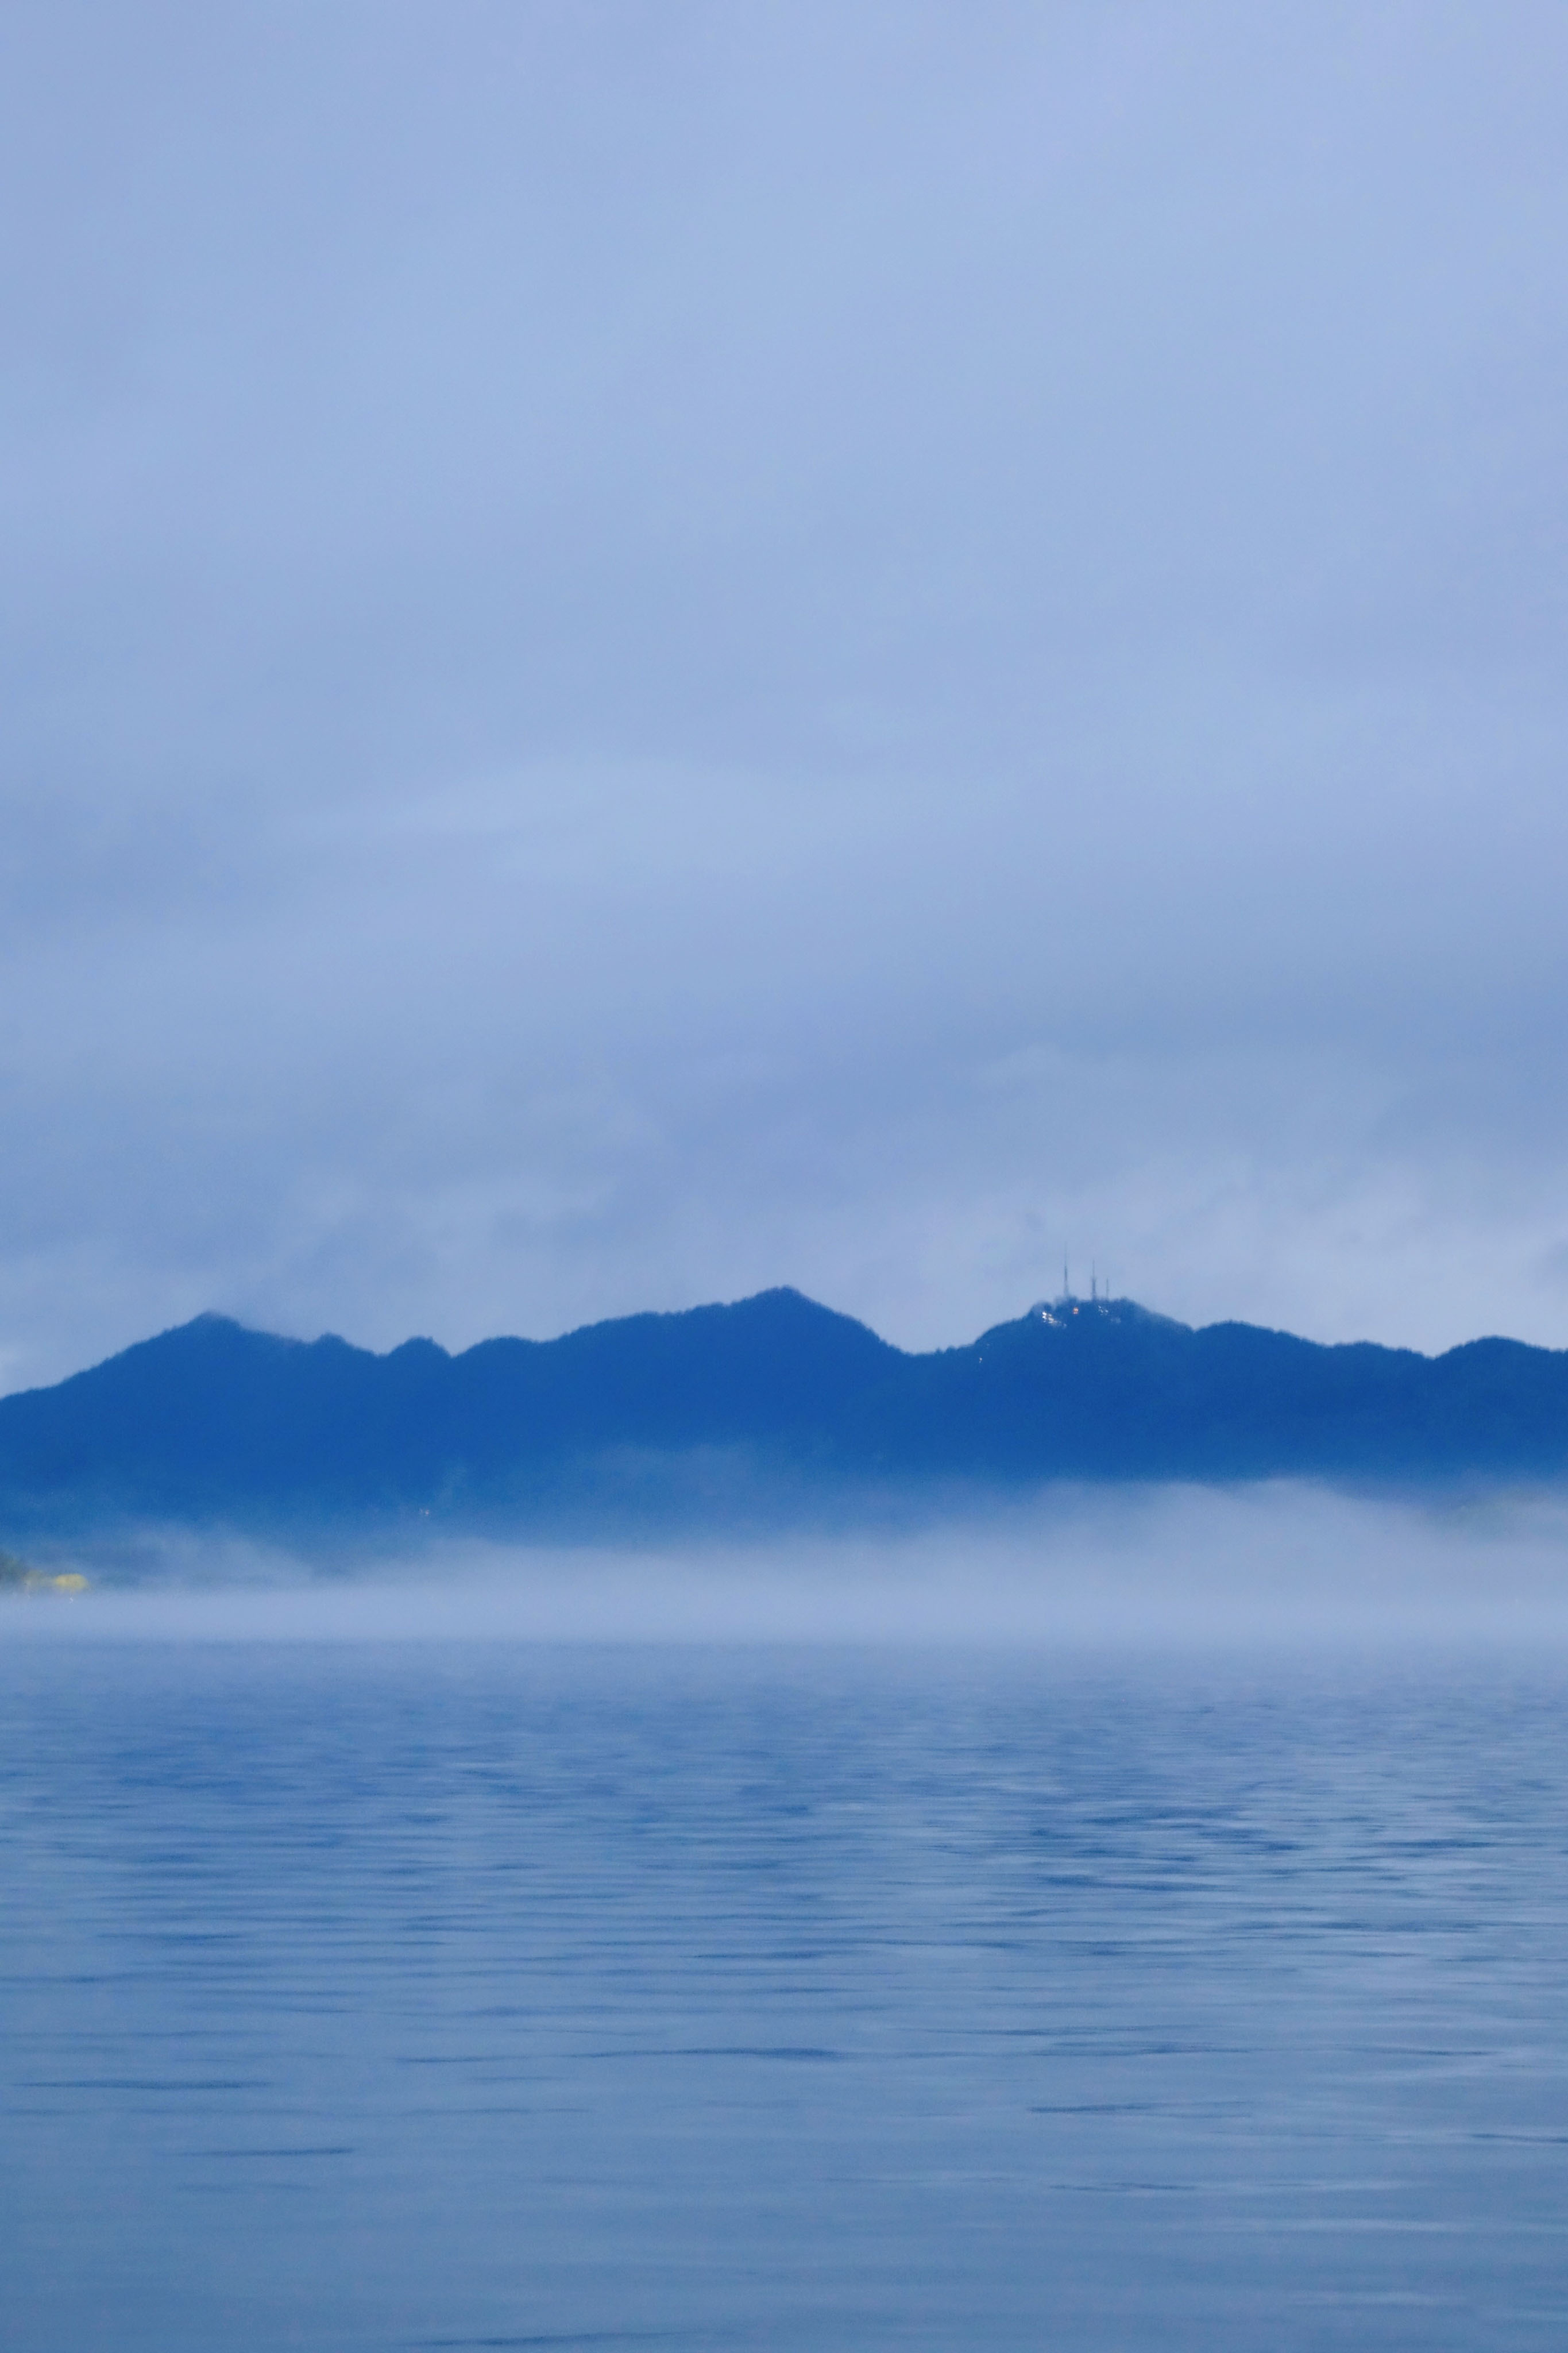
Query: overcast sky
3,2,1567,1389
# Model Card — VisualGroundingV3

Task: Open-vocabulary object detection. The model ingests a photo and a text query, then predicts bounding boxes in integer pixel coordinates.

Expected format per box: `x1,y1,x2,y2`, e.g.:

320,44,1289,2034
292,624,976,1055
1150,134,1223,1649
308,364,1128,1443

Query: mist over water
14,1480,1568,1650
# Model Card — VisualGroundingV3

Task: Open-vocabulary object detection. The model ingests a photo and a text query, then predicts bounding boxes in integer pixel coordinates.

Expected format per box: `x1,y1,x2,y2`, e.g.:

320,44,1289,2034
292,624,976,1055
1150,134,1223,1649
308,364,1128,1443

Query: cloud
3,3,1568,1386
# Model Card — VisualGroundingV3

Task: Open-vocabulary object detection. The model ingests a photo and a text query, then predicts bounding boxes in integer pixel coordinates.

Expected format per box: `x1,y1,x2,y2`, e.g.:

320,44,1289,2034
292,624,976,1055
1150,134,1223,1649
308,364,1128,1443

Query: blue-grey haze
9,24,1568,2338
3,3,1568,1387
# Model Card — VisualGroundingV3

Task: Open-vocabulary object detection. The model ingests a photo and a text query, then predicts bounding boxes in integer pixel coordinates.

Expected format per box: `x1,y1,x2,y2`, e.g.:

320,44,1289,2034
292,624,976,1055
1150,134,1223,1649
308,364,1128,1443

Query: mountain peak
1024,1294,1176,1328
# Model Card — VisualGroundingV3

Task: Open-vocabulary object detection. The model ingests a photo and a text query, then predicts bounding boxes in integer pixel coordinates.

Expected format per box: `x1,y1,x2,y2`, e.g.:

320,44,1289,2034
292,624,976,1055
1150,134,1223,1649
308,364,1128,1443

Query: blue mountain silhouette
1,1290,1564,1535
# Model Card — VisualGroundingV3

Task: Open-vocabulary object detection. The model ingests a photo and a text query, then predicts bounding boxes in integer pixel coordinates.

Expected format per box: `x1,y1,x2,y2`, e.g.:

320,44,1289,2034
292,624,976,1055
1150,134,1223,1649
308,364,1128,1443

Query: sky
3,2,1568,1392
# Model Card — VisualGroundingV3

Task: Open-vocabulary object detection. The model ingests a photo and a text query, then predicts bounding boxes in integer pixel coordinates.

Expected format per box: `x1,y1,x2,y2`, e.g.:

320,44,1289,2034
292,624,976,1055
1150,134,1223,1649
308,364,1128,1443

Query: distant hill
1,1290,1565,1538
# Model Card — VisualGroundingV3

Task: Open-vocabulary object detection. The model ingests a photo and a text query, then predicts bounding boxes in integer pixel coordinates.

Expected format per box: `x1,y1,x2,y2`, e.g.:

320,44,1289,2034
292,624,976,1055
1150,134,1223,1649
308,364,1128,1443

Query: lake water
4,1621,1568,2349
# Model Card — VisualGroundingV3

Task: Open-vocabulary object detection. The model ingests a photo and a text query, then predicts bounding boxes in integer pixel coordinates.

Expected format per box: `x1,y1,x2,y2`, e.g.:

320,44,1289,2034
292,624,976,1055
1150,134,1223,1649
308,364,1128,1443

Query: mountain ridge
1,1289,1565,1538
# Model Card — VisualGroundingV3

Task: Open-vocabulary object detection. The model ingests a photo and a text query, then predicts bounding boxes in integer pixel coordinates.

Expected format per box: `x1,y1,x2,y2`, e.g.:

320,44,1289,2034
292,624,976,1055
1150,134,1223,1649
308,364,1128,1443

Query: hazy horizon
6,1480,1564,1649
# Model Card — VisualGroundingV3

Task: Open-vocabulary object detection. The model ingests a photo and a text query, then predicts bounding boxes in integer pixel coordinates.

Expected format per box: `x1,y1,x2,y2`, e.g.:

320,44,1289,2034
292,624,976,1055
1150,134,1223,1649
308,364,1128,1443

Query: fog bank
5,1484,1567,1653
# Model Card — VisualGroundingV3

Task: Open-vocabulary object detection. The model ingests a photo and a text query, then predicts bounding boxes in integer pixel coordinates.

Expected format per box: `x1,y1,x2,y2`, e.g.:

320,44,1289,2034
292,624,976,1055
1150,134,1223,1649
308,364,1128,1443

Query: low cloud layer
10,1484,1568,1654
4,6,1568,1387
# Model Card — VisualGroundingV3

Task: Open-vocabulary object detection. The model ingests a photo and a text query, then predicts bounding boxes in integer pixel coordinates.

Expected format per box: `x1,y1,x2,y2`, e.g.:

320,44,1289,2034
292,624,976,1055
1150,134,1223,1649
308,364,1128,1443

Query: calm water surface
3,1633,1567,2350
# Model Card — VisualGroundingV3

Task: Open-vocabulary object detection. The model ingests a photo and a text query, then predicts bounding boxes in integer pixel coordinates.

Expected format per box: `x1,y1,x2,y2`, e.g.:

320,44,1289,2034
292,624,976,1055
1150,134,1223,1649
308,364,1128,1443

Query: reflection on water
3,1635,1567,2350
